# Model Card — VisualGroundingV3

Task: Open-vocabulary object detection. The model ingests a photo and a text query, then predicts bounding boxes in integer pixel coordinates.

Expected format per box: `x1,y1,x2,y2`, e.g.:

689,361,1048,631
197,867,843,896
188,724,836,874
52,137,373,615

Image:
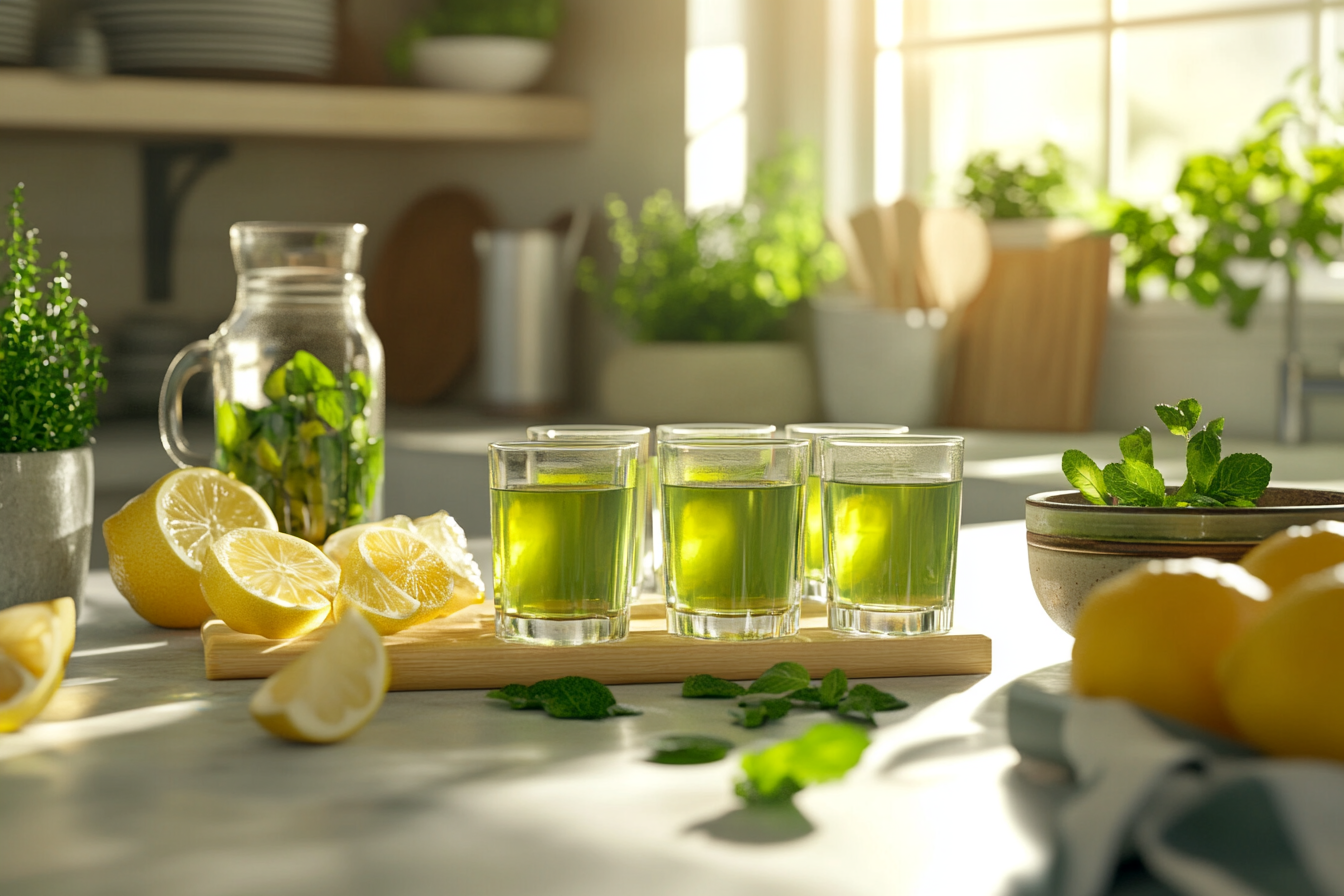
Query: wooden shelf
0,69,590,143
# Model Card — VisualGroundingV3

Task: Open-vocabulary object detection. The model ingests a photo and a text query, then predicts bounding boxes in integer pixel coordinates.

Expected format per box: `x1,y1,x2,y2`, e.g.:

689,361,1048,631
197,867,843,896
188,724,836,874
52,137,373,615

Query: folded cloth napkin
1007,683,1344,896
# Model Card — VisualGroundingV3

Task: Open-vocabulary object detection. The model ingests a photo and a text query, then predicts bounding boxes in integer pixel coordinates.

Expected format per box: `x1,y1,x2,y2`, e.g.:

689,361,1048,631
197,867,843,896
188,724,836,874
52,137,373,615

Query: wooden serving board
202,599,992,690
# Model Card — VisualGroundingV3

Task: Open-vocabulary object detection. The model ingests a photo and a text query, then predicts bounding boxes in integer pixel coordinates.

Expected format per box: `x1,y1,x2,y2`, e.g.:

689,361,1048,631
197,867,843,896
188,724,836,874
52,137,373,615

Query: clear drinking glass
651,423,776,591
784,423,910,599
489,440,640,645
660,438,808,640
821,435,964,636
160,222,384,544
526,424,651,600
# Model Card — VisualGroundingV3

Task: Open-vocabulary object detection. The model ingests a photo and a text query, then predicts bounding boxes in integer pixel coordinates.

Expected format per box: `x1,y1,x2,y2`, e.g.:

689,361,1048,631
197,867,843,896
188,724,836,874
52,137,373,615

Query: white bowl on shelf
411,36,553,92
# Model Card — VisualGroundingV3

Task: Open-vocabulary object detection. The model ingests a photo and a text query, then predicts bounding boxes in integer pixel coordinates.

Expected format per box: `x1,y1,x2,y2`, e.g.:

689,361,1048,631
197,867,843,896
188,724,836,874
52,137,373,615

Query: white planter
412,36,553,93
811,298,942,427
986,217,1090,249
598,341,817,425
0,447,94,612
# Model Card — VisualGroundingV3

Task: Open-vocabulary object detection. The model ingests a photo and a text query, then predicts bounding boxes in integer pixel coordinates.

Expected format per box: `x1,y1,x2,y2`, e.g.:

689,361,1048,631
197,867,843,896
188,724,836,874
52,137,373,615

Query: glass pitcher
159,222,385,544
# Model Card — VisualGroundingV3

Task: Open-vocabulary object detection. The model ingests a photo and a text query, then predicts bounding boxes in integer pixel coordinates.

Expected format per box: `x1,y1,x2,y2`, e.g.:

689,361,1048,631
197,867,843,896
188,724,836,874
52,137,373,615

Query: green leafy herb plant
487,676,642,720
389,0,563,74
1062,399,1272,508
736,722,870,806
683,662,908,728
957,141,1077,220
579,139,846,342
1,185,106,453
214,350,383,544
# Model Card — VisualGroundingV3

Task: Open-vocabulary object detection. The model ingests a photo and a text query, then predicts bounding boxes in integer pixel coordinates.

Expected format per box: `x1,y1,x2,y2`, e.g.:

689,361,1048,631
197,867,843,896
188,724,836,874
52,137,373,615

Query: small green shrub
957,141,1074,220
0,185,105,452
390,0,563,74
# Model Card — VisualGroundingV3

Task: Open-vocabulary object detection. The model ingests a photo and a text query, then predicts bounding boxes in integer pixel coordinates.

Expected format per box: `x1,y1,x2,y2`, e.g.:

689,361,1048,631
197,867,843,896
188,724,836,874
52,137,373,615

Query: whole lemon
1071,557,1269,735
1239,520,1344,597
1219,564,1344,761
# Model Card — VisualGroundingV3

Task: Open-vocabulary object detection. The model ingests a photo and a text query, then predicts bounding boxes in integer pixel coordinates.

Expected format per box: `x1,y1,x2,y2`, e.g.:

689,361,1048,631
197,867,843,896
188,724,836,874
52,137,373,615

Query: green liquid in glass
804,474,823,582
491,483,635,619
824,480,961,610
663,481,803,615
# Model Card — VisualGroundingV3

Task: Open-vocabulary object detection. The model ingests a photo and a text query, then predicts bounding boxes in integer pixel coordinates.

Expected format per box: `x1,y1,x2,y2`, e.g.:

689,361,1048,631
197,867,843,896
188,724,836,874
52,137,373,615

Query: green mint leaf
789,687,822,704
1208,453,1272,502
1188,494,1224,507
649,735,734,765
1154,403,1192,437
733,697,793,728
818,669,847,709
838,684,909,722
1102,460,1166,507
682,674,747,698
1207,416,1225,437
1118,426,1154,466
1177,398,1202,431
1186,428,1222,491
513,676,618,719
263,366,289,401
734,706,769,728
1172,475,1197,503
350,369,373,401
487,683,540,710
1062,450,1109,505
747,662,811,694
1225,498,1258,508
314,389,347,431
291,350,337,390
737,722,870,804
610,704,643,716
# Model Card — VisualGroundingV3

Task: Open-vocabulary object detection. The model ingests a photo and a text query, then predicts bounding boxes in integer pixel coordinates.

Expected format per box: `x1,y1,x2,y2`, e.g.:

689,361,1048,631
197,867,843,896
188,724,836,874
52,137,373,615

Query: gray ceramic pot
0,447,94,612
1026,487,1344,636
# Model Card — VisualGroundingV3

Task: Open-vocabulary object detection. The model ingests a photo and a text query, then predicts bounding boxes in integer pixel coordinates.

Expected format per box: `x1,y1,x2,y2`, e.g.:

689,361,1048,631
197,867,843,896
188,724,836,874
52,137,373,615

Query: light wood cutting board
202,599,992,690
367,188,494,405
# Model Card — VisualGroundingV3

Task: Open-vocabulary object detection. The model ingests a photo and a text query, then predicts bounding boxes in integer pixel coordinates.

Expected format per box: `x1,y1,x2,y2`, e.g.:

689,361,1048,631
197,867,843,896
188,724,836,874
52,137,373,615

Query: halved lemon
321,515,415,568
249,611,389,744
334,528,460,634
104,468,278,628
411,512,486,614
0,597,77,732
201,529,338,640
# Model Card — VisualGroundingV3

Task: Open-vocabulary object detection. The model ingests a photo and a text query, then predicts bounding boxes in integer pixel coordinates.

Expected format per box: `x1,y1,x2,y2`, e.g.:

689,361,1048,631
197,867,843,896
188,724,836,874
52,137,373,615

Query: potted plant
1025,398,1344,635
580,140,845,424
957,141,1092,247
389,0,562,93
0,185,106,612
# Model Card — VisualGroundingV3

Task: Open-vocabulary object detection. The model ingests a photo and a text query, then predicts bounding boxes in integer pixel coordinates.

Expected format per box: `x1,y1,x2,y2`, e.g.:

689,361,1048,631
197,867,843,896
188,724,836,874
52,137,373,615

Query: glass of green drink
489,440,641,645
526,424,651,600
821,435,964,636
660,437,808,640
651,423,776,595
784,423,909,600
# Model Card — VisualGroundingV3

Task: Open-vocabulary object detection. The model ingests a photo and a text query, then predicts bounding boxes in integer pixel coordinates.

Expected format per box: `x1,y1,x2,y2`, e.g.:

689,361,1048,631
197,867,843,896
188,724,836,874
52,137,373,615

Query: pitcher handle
159,340,213,469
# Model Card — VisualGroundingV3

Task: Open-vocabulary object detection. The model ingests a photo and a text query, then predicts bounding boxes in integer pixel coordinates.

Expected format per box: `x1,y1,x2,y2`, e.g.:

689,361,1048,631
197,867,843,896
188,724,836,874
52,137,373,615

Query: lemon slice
321,515,415,568
412,512,486,614
249,611,389,743
104,468,278,628
201,529,338,640
0,597,77,733
334,528,459,634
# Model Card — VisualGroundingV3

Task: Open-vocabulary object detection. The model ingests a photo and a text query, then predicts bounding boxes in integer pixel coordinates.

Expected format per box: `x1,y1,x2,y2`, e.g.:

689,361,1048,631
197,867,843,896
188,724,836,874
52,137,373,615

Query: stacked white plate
94,0,335,79
0,0,36,66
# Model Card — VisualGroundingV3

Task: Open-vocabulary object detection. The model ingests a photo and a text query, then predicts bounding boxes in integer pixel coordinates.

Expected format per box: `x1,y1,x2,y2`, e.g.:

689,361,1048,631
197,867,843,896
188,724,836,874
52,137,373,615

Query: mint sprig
487,676,641,719
736,723,870,805
1063,399,1271,508
682,662,907,728
649,734,734,765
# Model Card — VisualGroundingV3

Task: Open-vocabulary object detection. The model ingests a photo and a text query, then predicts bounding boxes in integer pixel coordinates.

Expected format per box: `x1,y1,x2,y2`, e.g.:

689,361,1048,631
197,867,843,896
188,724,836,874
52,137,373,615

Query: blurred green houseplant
1,185,105,452
957,141,1076,220
1111,77,1344,327
390,0,562,73
580,140,845,342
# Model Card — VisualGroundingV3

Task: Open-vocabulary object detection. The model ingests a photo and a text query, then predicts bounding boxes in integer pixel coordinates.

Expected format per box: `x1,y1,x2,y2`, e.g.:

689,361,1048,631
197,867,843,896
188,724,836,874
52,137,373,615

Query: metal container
0,447,93,612
476,210,588,415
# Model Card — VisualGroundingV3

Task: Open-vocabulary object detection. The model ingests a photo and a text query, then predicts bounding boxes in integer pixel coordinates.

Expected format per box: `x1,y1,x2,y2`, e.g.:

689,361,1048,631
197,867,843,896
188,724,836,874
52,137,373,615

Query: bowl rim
1026,487,1344,514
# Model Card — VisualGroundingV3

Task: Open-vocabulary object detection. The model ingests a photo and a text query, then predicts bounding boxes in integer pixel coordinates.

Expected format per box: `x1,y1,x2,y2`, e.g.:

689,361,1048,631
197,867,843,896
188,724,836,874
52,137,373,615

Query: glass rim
819,434,964,449
489,439,642,453
230,221,368,236
784,422,910,436
655,422,777,438
527,424,651,438
659,436,807,450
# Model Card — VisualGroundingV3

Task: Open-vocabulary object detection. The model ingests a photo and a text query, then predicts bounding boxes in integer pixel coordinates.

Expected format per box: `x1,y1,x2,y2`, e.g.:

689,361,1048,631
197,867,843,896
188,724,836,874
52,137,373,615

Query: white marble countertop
0,521,1075,896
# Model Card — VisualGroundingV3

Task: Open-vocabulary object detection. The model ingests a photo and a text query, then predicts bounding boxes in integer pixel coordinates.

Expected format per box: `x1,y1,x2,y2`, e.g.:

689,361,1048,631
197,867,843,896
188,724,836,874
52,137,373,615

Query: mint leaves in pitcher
1062,399,1271,508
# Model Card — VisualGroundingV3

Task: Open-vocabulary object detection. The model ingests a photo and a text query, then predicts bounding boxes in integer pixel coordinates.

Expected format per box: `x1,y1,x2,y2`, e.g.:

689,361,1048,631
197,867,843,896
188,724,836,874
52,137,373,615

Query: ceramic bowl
411,36,553,92
1025,487,1344,635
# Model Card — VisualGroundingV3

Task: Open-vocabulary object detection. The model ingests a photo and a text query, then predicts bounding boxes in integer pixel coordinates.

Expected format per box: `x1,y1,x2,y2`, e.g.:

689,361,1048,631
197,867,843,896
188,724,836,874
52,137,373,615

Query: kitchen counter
1,522,1075,896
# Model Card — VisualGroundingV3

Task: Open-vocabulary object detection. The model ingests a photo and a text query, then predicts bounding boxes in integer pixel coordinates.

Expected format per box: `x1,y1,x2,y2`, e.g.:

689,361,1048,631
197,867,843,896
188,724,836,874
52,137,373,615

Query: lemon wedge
321,515,415,568
0,597,77,733
334,528,464,634
411,512,486,613
104,468,278,629
201,529,338,640
249,611,389,743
